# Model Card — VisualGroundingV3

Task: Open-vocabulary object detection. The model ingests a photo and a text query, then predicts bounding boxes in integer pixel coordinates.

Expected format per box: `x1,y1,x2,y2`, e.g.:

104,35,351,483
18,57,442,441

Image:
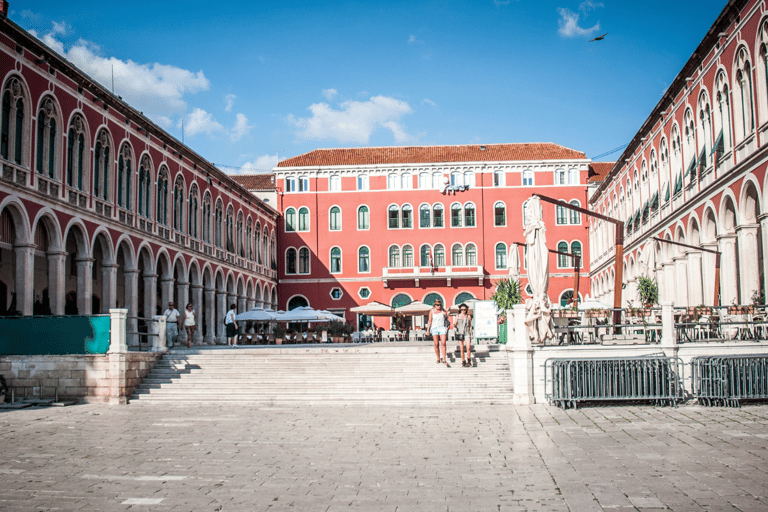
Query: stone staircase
129,343,514,406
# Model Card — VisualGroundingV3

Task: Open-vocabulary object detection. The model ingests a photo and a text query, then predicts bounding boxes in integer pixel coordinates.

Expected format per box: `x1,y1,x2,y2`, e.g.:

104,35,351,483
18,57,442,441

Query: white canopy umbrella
577,299,610,311
318,310,346,322
508,244,521,281
235,307,277,322
274,307,330,323
350,301,396,316
394,300,432,315
523,196,554,344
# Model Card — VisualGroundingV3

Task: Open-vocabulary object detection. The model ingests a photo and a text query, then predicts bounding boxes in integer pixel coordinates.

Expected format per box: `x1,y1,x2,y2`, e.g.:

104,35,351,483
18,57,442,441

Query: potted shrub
585,308,609,318
273,324,286,345
637,275,658,308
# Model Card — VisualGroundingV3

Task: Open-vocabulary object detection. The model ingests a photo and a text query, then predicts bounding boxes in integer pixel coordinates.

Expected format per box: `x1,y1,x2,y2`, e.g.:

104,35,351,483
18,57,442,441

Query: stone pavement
0,403,767,511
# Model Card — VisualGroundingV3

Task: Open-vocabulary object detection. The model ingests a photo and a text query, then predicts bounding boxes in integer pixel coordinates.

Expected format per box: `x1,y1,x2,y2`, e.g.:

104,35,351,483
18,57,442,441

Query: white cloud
557,7,601,37
288,95,414,144
20,9,40,22
579,1,603,15
422,98,437,107
224,94,236,112
230,155,279,174
34,26,210,120
408,35,423,44
155,116,173,129
322,88,338,100
183,108,224,137
230,113,253,142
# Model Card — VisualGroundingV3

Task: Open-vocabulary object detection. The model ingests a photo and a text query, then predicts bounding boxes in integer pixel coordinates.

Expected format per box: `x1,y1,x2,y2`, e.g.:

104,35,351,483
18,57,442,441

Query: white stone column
143,273,157,319
101,264,118,312
701,243,719,306
660,301,678,355
760,214,768,302
176,280,189,344
75,257,94,316
46,251,66,316
718,234,739,306
736,224,760,304
152,315,167,352
216,291,227,343
124,269,139,347
508,304,535,405
204,287,215,345
109,308,128,353
237,294,246,314
673,255,689,307
160,278,174,311
686,251,703,307
191,284,203,345
13,244,35,315
662,261,676,305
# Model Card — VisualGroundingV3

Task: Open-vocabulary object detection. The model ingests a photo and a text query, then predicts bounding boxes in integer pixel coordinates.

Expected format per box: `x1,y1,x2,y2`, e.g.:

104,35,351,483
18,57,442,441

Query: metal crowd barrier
545,355,683,409
691,355,768,407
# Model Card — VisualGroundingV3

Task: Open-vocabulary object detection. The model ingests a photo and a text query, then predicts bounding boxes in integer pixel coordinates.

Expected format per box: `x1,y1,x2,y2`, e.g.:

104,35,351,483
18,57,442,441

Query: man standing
163,301,181,348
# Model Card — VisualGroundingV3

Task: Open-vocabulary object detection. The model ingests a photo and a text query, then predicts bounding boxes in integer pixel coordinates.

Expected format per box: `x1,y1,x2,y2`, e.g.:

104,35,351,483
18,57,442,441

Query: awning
349,301,396,316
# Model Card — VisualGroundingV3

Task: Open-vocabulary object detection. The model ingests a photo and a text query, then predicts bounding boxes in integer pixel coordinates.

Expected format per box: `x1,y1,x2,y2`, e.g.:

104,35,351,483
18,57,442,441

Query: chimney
1,1,8,17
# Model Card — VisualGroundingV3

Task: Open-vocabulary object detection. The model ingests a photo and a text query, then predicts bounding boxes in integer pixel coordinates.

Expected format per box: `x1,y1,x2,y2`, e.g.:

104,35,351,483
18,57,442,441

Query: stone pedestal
152,315,167,352
508,304,535,405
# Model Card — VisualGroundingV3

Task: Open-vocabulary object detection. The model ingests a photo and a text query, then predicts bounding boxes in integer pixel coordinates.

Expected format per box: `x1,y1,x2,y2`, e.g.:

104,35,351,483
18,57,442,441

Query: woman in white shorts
426,299,449,366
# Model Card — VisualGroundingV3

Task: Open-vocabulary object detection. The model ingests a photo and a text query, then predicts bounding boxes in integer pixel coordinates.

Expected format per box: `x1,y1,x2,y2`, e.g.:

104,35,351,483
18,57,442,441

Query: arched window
1,77,26,165
357,174,368,190
522,169,534,186
387,173,398,190
494,201,506,226
138,156,152,218
560,289,580,308
173,176,184,232
495,243,507,269
329,206,341,231
389,245,400,267
330,247,341,273
465,243,477,265
388,204,399,229
358,246,370,272
402,244,414,267
66,117,86,191
569,200,581,224
202,194,211,244
298,247,310,273
93,130,110,201
464,202,476,227
226,206,234,253
285,207,296,232
214,200,223,248
117,145,133,210
357,205,369,230
401,204,413,228
714,72,733,153
297,207,309,231
557,241,569,268
286,248,297,274
419,204,431,228
423,293,443,306
188,185,199,239
245,218,253,260
735,47,755,140
698,92,712,173
262,228,269,266
452,243,464,266
156,168,169,225
329,175,341,191
36,97,57,179
556,205,567,225
571,241,582,260
432,203,444,227
434,244,445,266
288,296,309,310
236,213,244,257
389,293,411,308
451,203,462,227
420,244,431,266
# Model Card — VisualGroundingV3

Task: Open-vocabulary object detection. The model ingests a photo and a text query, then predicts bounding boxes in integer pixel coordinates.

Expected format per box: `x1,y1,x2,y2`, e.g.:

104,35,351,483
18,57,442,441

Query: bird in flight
589,33,608,42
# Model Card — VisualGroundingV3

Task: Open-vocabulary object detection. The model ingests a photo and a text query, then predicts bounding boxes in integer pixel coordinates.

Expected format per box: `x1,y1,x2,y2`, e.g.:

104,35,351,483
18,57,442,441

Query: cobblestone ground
1,403,767,511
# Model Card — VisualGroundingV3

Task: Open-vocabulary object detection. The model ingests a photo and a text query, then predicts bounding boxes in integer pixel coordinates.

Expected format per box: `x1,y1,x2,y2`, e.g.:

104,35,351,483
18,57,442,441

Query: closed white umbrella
523,196,554,344
508,244,521,281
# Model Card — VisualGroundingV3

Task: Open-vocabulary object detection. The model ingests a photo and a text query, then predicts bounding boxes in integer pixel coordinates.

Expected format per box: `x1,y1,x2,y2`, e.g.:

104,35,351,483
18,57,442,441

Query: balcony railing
382,265,484,287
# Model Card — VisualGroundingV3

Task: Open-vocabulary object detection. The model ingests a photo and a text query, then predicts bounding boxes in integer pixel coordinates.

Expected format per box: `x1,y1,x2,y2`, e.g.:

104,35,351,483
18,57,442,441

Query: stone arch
254,282,263,308
271,287,277,310
28,209,62,315
720,194,740,304
737,179,764,304
1,73,32,167
135,243,155,318
90,228,114,314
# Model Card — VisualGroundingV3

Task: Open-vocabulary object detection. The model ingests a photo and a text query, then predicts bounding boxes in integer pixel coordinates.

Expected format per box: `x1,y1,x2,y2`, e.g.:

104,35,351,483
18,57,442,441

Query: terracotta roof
588,162,614,183
277,143,587,167
228,174,275,190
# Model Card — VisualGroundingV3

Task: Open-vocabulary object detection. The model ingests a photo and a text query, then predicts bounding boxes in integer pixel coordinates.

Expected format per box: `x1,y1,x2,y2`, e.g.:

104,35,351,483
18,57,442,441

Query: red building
274,144,592,329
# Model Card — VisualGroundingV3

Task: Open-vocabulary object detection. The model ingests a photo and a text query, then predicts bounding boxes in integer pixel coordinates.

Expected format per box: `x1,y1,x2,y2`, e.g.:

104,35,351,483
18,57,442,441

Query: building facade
589,0,768,309
0,14,278,345
274,144,592,329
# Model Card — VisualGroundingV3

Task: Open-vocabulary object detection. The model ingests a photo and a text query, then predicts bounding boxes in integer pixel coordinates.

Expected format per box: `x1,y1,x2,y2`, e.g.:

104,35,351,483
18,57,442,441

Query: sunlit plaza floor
1,402,767,511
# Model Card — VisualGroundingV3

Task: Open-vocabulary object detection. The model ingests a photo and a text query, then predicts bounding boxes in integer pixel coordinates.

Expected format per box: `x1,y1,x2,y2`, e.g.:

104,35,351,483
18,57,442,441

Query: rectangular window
451,207,462,227
419,207,430,228
465,206,476,227
286,178,295,192
433,207,444,228
299,177,309,192
401,207,412,228
556,206,567,225
388,209,399,229
357,175,368,190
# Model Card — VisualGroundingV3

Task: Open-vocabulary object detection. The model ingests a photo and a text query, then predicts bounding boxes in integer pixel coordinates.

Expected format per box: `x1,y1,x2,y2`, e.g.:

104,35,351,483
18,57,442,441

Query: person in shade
225,304,238,347
426,299,449,366
163,301,181,349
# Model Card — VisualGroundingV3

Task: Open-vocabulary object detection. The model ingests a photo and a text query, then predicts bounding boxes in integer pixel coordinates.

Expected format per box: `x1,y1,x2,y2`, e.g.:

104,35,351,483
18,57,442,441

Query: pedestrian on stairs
182,303,197,349
225,304,239,347
453,303,473,367
163,301,181,349
426,299,449,366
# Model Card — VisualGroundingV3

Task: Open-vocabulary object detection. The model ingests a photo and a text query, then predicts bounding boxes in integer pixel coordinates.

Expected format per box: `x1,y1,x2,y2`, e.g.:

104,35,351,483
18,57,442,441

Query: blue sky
13,1,727,173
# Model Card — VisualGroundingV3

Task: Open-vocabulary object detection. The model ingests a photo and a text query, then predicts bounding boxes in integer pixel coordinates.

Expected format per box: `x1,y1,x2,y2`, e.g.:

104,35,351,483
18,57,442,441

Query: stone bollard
152,315,167,352
108,309,128,354
108,308,129,405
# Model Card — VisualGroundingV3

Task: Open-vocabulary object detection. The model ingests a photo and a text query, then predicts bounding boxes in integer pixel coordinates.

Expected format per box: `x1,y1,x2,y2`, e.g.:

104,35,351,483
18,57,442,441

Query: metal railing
545,355,683,409
548,308,662,345
126,316,160,351
691,355,768,407
674,305,768,343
